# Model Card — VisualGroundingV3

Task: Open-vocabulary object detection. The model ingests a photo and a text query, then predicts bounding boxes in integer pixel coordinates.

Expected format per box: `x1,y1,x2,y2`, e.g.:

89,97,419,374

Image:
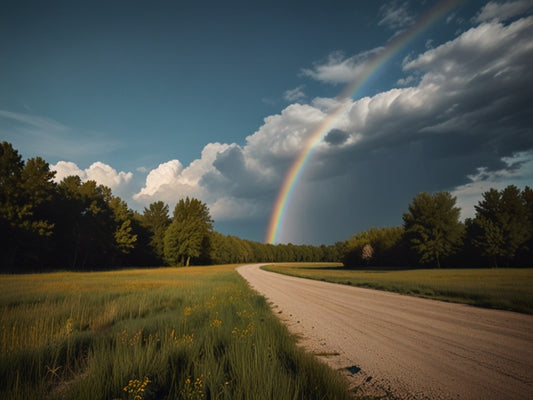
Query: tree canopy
1,142,531,271
343,226,406,267
141,201,171,263
469,186,531,267
402,192,464,268
163,197,213,266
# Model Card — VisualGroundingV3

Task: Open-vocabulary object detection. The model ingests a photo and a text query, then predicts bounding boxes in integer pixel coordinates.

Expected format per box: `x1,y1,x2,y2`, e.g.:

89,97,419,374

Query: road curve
237,264,533,400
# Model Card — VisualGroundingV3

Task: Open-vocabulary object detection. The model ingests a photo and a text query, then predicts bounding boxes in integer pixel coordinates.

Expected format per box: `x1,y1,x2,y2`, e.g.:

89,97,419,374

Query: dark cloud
135,12,533,244
210,145,277,199
278,15,533,243
324,129,350,146
213,146,246,178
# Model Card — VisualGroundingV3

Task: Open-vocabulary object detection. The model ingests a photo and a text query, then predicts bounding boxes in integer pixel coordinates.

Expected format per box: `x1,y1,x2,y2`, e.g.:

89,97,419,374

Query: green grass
0,265,351,400
262,263,533,315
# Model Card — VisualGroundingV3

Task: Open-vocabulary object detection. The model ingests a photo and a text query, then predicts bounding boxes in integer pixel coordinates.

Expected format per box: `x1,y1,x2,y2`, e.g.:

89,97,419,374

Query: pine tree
109,197,138,255
472,186,530,267
141,201,171,261
0,143,57,268
403,191,464,268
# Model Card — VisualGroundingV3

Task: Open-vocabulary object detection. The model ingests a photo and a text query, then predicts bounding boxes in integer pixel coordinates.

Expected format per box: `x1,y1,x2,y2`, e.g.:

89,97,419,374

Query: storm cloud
130,12,533,244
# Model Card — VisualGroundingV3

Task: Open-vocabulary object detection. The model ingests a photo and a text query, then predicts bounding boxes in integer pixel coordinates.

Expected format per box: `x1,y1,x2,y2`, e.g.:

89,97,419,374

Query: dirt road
237,264,533,399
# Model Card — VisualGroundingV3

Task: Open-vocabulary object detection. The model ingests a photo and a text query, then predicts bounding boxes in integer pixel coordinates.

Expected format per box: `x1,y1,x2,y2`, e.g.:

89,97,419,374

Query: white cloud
132,103,331,216
133,143,232,205
283,85,306,102
244,103,327,169
396,74,417,86
52,161,85,182
135,159,184,198
133,11,533,243
404,16,533,79
378,1,415,31
50,161,133,190
86,162,133,189
452,152,533,220
474,0,533,23
300,48,384,84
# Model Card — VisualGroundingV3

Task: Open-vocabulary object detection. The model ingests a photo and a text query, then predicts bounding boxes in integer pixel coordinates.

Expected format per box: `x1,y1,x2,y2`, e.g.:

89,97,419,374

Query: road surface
237,264,533,399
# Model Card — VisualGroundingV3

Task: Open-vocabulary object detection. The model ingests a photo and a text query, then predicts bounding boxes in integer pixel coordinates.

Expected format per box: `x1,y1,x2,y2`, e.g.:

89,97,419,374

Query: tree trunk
186,256,190,267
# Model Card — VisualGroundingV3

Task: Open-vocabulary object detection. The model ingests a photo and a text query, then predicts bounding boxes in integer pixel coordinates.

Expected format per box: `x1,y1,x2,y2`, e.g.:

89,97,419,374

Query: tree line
343,188,533,268
0,142,341,272
2,142,531,272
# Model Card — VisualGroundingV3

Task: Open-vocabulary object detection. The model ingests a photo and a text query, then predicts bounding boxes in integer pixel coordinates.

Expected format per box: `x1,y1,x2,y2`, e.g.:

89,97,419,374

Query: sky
1,0,533,245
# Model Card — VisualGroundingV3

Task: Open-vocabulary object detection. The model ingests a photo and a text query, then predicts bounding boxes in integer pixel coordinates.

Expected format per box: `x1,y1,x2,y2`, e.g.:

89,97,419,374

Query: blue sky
2,0,533,244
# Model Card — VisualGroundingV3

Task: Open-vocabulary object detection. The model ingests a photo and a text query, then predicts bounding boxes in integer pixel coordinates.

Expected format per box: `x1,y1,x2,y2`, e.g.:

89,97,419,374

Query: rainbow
265,0,461,244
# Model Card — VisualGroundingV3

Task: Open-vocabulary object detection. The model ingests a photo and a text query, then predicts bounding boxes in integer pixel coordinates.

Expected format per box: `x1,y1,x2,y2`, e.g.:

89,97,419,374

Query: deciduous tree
164,197,213,266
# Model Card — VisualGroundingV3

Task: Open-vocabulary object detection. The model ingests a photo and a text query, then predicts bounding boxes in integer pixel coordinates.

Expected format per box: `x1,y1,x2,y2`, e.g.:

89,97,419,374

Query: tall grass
262,263,533,314
0,266,350,400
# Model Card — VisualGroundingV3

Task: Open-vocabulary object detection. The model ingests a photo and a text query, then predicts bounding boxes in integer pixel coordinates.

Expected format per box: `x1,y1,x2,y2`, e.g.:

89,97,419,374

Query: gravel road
237,264,533,399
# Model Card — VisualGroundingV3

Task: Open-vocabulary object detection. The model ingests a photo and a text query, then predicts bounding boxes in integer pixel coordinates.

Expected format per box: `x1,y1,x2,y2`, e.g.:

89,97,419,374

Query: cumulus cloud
52,161,85,182
134,160,184,198
132,105,329,220
133,143,230,204
133,10,533,244
300,48,384,84
474,0,533,22
86,162,133,189
51,161,133,190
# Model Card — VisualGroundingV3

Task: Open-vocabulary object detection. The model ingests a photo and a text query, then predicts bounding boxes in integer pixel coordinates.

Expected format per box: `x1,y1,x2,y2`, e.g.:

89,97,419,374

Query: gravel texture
237,264,533,399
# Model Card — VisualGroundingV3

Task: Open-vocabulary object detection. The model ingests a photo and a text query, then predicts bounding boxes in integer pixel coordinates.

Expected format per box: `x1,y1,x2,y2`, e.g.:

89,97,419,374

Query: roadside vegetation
0,265,351,400
343,187,533,269
262,264,533,315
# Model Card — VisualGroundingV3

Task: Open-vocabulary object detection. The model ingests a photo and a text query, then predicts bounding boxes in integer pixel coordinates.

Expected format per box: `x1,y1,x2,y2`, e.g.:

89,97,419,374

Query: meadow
262,264,533,315
0,265,350,400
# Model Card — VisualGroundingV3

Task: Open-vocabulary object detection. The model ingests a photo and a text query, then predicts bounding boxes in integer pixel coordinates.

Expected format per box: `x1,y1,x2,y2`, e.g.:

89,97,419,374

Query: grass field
0,265,351,400
262,263,533,315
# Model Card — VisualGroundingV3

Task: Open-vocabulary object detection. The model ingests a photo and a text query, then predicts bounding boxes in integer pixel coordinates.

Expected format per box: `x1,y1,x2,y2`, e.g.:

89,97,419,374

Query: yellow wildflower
122,377,150,400
210,318,222,328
